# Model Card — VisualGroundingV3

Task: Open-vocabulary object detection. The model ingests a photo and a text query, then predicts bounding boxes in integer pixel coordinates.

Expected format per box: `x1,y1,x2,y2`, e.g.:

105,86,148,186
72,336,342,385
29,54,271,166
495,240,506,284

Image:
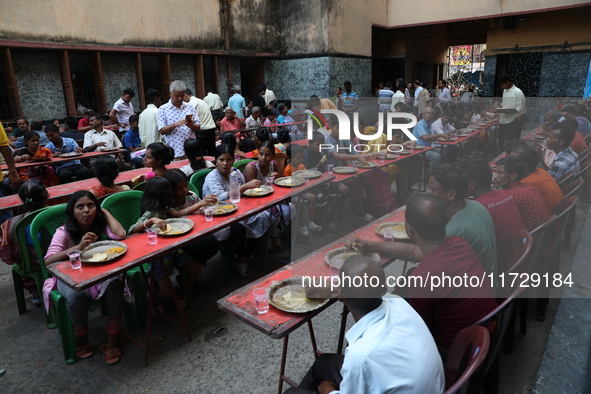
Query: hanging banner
451,46,473,66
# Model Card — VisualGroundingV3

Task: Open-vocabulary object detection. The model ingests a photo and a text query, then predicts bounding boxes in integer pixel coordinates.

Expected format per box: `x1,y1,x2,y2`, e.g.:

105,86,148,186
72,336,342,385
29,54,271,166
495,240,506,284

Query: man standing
543,121,580,182
341,81,358,115
437,79,451,103
185,89,217,156
418,80,432,116
203,86,224,122
228,86,246,118
109,88,136,133
139,89,162,147
288,255,445,394
377,81,394,112
413,80,423,115
44,124,92,183
158,80,200,159
498,75,526,147
390,83,405,111
263,83,276,106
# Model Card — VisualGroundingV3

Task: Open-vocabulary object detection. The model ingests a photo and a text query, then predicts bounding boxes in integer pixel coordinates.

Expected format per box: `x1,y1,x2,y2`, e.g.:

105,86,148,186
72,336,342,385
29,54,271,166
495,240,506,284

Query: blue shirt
335,298,445,394
413,119,434,147
342,91,358,111
45,137,81,172
14,130,50,148
228,93,246,118
123,129,142,151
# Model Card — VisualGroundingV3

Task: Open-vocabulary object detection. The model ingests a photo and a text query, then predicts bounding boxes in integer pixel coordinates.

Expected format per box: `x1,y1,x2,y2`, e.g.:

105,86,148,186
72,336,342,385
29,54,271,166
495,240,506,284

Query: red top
78,117,90,130
570,131,586,154
522,168,563,213
507,181,549,231
476,189,525,240
220,117,242,132
408,236,497,349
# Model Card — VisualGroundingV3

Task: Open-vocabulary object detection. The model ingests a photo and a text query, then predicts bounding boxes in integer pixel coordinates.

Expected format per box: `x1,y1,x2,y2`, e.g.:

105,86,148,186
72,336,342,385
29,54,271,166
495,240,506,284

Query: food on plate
253,188,263,193
88,253,108,262
105,247,125,254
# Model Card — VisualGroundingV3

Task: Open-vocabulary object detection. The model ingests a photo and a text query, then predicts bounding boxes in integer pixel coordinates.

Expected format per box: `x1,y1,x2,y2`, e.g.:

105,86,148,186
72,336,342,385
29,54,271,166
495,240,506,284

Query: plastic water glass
253,287,270,314
204,207,213,221
265,177,274,187
67,250,82,269
146,228,158,245
383,231,395,242
378,152,385,163
327,164,334,174
352,160,359,167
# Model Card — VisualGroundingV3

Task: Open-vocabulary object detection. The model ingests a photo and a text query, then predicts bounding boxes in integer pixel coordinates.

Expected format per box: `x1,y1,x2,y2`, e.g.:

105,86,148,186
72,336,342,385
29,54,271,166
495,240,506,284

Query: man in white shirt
263,84,277,106
437,79,452,103
498,74,526,148
287,256,444,394
83,113,128,170
432,112,456,135
413,80,423,115
139,89,163,147
228,86,246,118
203,86,224,122
109,88,135,133
185,88,217,156
158,80,201,159
245,106,262,129
390,82,405,111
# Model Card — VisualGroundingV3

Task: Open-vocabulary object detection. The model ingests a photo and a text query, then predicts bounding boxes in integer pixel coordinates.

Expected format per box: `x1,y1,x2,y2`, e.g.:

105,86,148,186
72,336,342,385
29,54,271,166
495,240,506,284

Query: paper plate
375,222,409,240
274,176,306,187
153,218,194,236
199,201,238,216
243,185,274,197
81,241,127,264
292,170,322,179
333,166,358,174
324,247,381,270
268,277,330,313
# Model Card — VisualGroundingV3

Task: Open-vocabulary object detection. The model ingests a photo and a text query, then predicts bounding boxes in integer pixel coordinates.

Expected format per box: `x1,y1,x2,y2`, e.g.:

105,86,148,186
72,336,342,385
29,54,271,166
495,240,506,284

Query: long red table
218,206,407,393
2,149,128,171
434,121,497,161
0,160,189,212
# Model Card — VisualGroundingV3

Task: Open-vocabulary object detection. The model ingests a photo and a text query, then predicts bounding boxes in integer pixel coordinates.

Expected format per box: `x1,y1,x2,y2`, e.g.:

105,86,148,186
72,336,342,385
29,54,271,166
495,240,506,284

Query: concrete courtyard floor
0,200,589,393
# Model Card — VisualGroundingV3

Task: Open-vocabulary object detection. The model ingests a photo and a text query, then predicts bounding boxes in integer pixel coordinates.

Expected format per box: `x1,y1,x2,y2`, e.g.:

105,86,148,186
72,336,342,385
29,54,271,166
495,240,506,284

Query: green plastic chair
12,208,56,327
31,204,137,364
132,181,147,191
233,159,255,173
189,168,213,199
101,190,148,329
187,182,199,196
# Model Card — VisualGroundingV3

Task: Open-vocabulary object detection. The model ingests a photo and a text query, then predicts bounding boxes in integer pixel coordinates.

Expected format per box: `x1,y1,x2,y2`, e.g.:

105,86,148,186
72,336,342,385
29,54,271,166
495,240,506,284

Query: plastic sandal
99,344,122,365
75,343,94,359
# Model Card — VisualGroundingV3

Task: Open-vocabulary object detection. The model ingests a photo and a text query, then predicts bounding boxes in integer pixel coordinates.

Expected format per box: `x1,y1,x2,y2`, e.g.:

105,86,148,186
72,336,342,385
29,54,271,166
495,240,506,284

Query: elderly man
228,86,246,118
139,88,162,147
543,121,580,182
14,119,49,148
289,255,445,394
220,106,246,132
412,107,442,167
348,194,496,352
11,118,29,140
245,106,262,129
498,74,526,147
203,86,224,121
109,88,135,133
185,89,217,156
158,80,200,159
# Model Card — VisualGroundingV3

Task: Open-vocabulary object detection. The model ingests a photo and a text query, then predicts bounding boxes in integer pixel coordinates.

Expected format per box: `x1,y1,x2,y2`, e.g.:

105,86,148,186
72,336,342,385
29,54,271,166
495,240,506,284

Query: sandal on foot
75,343,94,359
99,344,122,365
235,262,252,278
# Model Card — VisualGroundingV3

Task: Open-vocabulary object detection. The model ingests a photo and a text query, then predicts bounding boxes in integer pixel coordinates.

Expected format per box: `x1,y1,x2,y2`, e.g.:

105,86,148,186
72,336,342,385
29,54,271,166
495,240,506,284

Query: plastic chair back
561,178,584,198
188,182,199,196
557,170,575,190
444,326,490,394
496,229,533,276
527,215,557,274
133,181,147,191
274,152,287,178
30,204,68,268
101,190,144,233
189,168,213,199
233,159,255,173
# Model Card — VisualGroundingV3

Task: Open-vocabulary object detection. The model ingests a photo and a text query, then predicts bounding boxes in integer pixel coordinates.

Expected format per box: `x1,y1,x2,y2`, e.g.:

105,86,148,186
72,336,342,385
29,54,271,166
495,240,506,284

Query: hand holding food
79,232,98,250
203,194,218,205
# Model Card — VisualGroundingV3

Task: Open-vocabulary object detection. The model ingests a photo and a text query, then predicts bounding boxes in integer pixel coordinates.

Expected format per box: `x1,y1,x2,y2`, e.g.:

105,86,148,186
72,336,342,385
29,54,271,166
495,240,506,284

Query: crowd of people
0,74,589,387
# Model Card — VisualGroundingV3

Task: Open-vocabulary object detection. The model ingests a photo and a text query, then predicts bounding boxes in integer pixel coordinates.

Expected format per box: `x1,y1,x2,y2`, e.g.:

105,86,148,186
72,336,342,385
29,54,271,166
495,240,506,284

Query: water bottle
229,168,241,203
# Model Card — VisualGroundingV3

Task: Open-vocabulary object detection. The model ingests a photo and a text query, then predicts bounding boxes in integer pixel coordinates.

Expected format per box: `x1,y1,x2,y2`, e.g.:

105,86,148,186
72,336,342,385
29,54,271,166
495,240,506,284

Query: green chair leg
51,290,76,365
127,266,149,331
12,268,27,315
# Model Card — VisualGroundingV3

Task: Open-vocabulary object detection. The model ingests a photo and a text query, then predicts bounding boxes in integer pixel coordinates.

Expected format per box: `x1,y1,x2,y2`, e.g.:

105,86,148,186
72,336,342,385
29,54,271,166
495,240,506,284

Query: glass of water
253,287,270,314
146,228,158,245
67,249,82,269
327,164,334,174
383,231,395,242
352,160,359,167
265,177,274,187
204,207,213,221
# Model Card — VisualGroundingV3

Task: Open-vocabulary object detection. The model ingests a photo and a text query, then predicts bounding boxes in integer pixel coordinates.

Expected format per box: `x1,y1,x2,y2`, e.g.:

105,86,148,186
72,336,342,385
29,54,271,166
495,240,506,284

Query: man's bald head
340,255,386,317
405,194,448,242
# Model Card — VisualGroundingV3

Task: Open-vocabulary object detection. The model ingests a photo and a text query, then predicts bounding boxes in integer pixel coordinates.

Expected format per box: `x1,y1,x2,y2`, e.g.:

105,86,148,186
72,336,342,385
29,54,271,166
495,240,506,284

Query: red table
0,160,189,213
46,174,335,365
521,126,546,143
2,149,128,171
217,206,407,393
434,122,497,161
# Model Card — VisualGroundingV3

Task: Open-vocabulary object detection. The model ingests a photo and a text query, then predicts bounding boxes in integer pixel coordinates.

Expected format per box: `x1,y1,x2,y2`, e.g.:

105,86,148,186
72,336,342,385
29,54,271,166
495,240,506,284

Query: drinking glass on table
253,287,270,314
204,207,213,221
265,177,274,187
146,228,158,245
67,249,82,269
352,160,359,167
383,231,395,242
327,164,334,174
378,152,385,163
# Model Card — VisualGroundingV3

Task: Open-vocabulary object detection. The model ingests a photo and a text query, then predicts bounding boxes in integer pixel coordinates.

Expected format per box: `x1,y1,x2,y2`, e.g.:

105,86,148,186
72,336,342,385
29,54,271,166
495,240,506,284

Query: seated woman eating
44,191,127,365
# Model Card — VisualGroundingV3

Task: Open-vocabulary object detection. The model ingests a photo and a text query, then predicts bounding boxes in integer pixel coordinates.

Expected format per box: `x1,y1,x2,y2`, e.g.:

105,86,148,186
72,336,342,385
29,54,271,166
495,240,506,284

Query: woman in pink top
44,190,126,365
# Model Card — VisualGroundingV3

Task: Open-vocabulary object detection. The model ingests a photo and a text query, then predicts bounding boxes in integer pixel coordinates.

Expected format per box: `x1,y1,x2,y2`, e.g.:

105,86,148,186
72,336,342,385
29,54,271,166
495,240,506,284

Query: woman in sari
13,131,59,187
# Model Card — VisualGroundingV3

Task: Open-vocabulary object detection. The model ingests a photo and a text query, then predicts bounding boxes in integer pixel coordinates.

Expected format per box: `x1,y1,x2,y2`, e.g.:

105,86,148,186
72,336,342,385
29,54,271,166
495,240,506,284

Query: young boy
44,124,93,183
123,114,145,168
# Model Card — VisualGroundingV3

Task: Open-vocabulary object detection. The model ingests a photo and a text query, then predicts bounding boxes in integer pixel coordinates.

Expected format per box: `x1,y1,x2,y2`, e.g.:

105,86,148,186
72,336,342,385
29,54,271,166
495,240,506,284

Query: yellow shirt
0,123,9,182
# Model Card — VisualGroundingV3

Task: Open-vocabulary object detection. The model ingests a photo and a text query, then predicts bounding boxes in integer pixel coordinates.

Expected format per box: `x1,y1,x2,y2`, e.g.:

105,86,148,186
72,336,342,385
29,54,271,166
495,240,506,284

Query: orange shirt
570,131,586,154
284,163,305,176
522,168,563,213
